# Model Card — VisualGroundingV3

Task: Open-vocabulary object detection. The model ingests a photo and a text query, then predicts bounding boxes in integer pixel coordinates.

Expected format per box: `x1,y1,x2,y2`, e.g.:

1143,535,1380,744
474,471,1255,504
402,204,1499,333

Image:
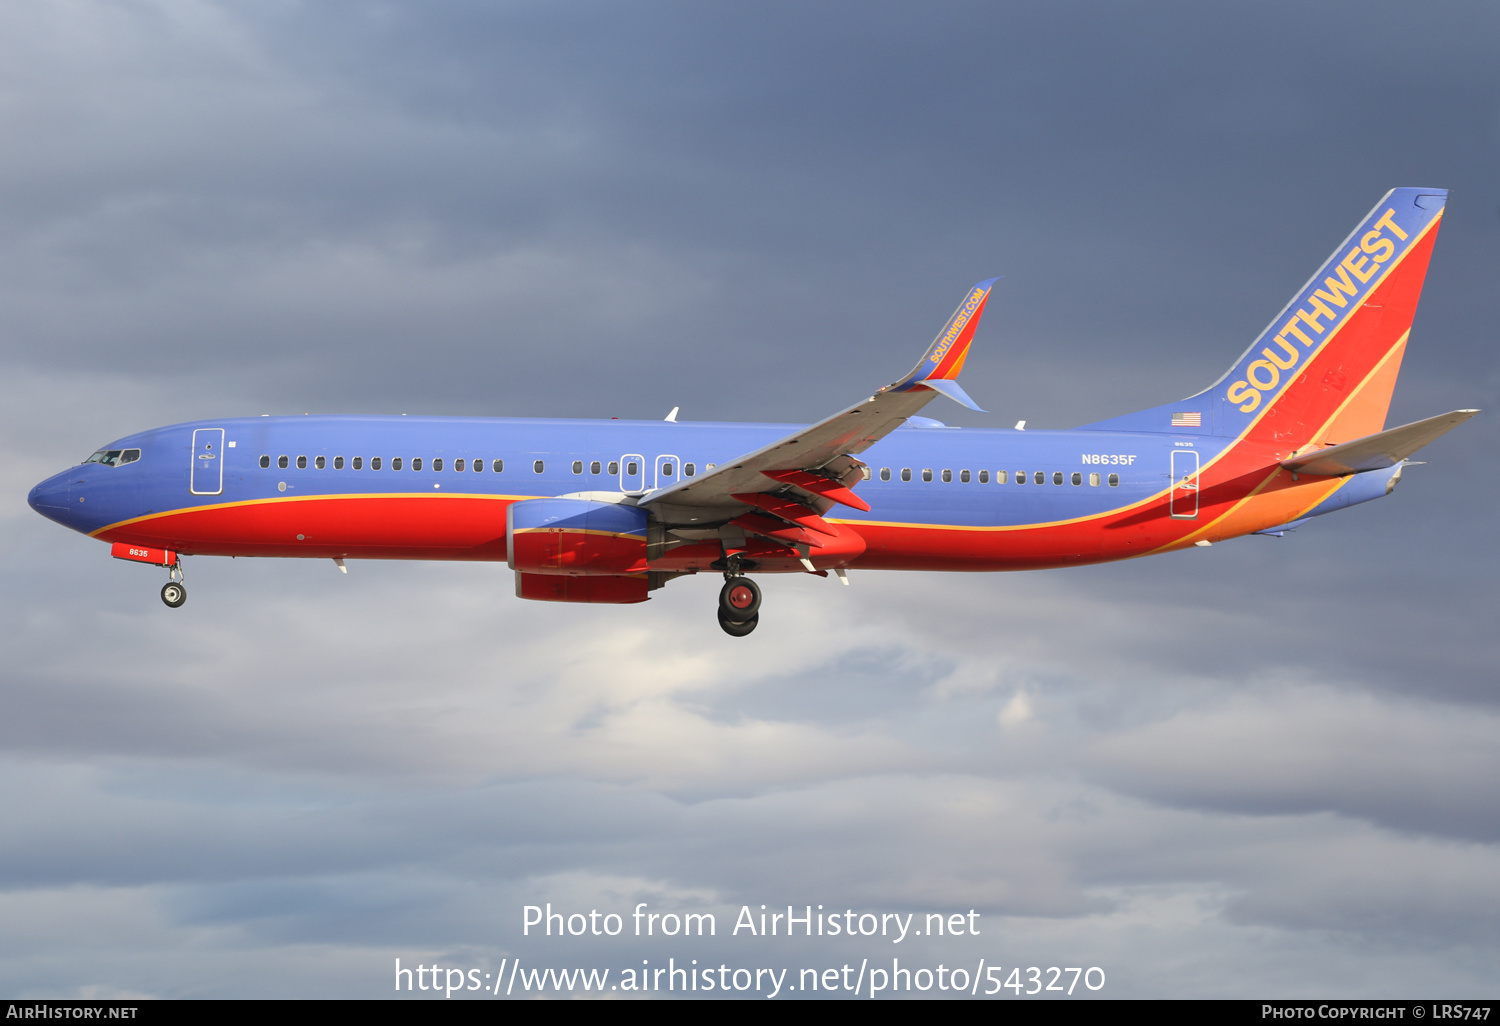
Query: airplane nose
28,473,71,521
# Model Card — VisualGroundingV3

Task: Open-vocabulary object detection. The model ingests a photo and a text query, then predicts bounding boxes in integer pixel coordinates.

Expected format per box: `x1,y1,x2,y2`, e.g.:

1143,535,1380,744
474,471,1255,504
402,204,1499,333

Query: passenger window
572,460,583,474
609,461,619,475
900,468,912,482
260,455,270,469
371,457,382,470
393,457,404,470
706,464,717,471
1089,472,1100,486
433,458,443,472
493,459,503,473
861,467,871,481
1108,473,1119,487
335,456,345,469
684,463,695,477
980,470,990,483
278,456,289,469
120,449,140,465
922,469,933,482
941,469,952,483
353,457,363,470
960,469,970,483
880,468,891,482
1034,472,1044,485
592,461,602,474
534,460,544,474
1052,472,1063,485
1071,472,1082,485
315,456,325,469
296,456,307,469
412,458,423,471
626,461,638,475
1017,471,1026,485
454,458,464,472
995,470,1006,483
662,463,674,477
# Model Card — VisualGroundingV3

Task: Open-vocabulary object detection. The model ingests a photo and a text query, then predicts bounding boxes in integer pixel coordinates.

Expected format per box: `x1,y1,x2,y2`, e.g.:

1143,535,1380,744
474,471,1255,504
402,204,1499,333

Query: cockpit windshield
83,449,141,467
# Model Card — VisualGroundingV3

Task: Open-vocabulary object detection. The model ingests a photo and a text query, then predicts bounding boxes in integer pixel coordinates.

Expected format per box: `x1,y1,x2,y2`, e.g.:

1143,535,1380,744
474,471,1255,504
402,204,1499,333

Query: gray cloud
2,0,1497,1000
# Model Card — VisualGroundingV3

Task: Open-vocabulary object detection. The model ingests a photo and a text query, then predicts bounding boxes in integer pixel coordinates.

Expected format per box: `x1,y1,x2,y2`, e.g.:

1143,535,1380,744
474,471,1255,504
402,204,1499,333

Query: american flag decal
1171,412,1202,427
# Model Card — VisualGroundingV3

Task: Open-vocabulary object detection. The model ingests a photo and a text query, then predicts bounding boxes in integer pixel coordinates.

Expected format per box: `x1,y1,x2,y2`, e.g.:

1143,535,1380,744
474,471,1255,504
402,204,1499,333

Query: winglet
890,278,999,410
920,377,984,413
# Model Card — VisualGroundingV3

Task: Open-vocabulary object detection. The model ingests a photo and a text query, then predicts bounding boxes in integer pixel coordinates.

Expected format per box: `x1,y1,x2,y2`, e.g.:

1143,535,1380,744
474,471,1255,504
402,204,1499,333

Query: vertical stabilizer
1082,189,1445,444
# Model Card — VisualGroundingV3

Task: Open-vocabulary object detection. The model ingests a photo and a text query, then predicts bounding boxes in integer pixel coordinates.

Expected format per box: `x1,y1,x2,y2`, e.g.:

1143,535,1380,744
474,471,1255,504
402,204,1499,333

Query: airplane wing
643,279,998,526
1280,409,1479,477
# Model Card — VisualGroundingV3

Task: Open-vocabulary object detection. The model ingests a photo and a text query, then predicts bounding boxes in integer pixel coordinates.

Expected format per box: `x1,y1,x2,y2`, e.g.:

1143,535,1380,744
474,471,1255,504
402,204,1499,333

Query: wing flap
730,493,841,536
761,468,872,512
730,512,828,549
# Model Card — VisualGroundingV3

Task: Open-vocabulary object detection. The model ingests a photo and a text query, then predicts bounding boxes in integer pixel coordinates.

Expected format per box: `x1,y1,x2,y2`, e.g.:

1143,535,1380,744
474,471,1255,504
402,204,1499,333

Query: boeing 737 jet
28,188,1476,635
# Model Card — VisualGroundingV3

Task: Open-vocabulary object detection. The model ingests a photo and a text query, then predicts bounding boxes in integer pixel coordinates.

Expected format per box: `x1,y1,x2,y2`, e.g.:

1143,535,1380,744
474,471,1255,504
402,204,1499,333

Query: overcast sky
2,0,1498,999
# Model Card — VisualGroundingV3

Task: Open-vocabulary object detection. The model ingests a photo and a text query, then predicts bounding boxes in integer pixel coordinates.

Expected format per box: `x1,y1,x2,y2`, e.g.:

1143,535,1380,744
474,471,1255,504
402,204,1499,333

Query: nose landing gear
160,562,186,608
717,575,761,636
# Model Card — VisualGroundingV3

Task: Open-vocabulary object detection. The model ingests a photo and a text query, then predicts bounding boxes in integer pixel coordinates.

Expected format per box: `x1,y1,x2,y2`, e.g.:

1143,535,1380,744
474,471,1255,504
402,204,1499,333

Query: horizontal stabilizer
1280,409,1479,477
1254,519,1310,537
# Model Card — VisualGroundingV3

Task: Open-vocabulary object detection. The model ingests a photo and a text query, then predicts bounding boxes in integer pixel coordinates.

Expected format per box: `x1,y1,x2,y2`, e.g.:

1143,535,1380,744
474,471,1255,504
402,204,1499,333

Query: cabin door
1169,448,1199,519
190,428,225,496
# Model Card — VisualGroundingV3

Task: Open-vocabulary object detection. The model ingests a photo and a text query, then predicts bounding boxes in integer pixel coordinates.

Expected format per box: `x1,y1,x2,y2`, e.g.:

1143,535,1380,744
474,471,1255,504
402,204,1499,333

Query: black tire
718,577,762,621
160,582,187,608
718,610,758,637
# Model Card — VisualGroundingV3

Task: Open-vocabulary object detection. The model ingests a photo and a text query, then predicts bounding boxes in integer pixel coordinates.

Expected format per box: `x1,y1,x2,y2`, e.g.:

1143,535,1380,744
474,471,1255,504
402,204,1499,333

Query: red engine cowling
514,572,650,604
506,498,649,576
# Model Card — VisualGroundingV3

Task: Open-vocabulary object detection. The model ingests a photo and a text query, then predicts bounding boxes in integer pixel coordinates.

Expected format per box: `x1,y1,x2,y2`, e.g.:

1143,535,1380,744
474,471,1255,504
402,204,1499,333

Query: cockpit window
84,448,141,467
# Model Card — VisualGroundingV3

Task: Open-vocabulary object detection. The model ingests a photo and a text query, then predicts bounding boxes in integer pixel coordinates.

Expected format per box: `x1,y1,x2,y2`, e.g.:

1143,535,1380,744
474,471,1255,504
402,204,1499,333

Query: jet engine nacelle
514,571,650,604
506,497,649,576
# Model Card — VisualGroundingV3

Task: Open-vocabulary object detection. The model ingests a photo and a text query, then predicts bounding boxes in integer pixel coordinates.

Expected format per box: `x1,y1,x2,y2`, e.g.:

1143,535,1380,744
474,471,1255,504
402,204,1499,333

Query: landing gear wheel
718,609,758,637
160,582,187,608
718,577,761,621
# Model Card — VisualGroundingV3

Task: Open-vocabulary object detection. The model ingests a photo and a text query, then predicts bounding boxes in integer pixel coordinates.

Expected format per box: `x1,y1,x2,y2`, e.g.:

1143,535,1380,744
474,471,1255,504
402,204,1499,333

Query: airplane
28,188,1477,636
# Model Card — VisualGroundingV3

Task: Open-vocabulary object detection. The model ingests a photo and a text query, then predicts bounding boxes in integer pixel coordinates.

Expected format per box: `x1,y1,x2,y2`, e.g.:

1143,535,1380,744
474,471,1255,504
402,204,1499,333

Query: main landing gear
717,575,761,637
160,562,186,608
